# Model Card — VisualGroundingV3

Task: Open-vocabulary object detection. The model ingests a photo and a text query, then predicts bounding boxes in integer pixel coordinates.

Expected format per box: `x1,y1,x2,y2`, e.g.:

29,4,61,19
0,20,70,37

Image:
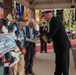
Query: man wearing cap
41,10,71,75
9,16,26,75
39,21,48,53
0,2,9,58
0,2,10,75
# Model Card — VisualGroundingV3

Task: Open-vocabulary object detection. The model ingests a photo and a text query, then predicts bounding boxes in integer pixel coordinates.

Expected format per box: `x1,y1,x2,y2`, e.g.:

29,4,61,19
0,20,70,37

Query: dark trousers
40,41,47,52
54,50,69,75
0,59,9,75
24,43,36,73
4,67,9,75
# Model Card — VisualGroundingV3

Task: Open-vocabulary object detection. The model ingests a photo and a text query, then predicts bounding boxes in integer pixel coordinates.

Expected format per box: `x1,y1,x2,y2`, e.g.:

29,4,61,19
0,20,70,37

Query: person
0,2,9,58
41,10,71,75
9,17,26,75
7,9,18,22
0,2,9,75
39,21,48,53
23,19,37,75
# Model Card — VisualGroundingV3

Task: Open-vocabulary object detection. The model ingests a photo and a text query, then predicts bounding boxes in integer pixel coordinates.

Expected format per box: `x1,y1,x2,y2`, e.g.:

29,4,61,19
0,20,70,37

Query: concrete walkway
33,50,76,75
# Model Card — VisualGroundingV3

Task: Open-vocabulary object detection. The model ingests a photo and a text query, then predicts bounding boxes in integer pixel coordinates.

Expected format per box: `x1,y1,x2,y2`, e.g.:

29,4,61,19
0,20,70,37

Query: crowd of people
0,1,72,75
0,2,37,75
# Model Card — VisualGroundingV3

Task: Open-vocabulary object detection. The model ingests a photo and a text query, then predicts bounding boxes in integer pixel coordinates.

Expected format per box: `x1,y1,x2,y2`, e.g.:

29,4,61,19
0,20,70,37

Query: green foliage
71,22,76,29
37,21,49,26
63,8,75,30
37,21,42,26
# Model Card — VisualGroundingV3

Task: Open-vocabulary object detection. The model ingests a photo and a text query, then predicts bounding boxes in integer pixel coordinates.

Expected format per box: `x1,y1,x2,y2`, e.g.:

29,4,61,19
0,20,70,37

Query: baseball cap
17,17,27,22
41,10,53,18
0,2,9,9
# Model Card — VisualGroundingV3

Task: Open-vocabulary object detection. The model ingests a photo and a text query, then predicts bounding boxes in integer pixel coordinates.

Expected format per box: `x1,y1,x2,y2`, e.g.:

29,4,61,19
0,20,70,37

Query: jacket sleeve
49,18,60,38
12,25,24,51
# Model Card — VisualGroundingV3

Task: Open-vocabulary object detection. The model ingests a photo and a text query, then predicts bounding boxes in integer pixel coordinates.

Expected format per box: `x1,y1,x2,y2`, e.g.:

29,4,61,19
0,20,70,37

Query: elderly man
0,2,9,58
24,19,37,75
0,2,9,75
41,10,71,75
9,16,26,75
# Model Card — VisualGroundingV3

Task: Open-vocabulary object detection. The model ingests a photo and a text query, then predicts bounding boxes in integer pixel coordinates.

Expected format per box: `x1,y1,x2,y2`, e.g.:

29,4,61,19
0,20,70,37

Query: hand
0,53,5,58
21,48,26,55
45,28,48,31
43,28,45,30
48,38,52,43
36,40,40,43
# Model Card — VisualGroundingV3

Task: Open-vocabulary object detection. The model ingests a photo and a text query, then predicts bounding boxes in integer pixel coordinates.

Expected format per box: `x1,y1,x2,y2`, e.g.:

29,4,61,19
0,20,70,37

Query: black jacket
49,17,71,53
39,25,48,41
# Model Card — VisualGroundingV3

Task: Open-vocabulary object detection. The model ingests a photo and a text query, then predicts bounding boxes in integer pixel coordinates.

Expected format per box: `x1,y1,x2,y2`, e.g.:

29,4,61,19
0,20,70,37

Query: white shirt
29,28,34,39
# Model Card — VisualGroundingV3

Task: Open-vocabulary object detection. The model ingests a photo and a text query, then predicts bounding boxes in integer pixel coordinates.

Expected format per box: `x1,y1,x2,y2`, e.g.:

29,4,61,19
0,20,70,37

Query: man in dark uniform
41,10,71,75
39,21,48,53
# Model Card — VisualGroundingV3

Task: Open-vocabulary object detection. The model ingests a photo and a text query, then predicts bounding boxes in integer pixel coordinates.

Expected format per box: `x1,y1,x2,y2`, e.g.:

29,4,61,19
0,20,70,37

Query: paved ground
33,50,76,75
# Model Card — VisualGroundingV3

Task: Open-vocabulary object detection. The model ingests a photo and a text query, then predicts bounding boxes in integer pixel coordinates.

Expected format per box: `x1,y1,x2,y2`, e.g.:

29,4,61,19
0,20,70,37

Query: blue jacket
24,26,37,47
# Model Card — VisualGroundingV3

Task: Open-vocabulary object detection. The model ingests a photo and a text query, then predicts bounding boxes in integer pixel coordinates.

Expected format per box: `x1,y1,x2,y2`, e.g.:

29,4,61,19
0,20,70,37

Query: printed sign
0,33,17,53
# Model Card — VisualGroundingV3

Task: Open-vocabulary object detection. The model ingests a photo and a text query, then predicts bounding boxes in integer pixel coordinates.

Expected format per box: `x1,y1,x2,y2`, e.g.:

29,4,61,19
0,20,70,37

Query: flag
21,5,24,16
16,2,21,16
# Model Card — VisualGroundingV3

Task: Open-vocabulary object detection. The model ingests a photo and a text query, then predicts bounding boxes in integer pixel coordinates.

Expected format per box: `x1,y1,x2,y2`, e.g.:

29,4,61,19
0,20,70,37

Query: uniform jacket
39,25,48,41
49,17,71,53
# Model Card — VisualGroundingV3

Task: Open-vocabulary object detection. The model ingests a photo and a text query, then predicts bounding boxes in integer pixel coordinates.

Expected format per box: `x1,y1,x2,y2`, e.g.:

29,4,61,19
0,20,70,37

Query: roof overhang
31,3,76,9
15,0,76,9
16,0,30,8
